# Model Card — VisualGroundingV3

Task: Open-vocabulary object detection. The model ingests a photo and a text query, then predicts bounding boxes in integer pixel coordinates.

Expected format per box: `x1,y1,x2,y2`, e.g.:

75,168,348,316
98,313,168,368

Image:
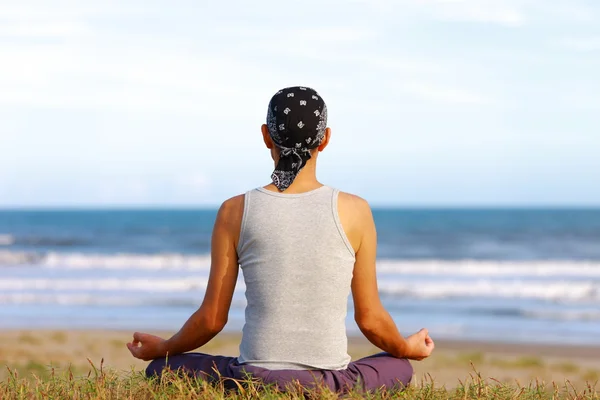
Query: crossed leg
145,352,413,393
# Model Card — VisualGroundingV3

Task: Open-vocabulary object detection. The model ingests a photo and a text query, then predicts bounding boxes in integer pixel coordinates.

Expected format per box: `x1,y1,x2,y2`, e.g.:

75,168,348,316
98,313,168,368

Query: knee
370,353,414,386
145,357,168,378
398,358,413,387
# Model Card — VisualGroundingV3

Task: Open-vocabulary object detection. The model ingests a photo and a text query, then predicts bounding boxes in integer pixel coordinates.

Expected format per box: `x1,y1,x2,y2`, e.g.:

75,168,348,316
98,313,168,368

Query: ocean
1,208,599,345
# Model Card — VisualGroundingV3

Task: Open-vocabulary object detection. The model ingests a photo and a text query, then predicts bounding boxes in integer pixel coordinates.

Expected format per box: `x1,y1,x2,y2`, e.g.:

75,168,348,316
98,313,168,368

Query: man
127,86,434,393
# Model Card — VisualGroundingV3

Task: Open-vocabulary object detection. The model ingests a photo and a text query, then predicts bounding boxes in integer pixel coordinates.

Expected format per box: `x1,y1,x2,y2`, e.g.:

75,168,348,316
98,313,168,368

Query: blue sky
1,0,598,207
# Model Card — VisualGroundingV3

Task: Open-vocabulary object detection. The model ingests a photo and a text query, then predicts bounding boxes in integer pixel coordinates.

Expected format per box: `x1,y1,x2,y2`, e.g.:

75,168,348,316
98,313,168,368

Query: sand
1,329,599,389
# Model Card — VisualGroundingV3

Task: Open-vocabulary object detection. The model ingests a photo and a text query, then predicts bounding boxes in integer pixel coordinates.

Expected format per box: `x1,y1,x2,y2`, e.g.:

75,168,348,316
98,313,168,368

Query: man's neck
264,162,322,194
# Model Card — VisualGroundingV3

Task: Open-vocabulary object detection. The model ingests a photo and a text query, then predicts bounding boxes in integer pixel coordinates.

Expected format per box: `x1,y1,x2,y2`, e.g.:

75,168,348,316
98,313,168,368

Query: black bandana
266,86,328,191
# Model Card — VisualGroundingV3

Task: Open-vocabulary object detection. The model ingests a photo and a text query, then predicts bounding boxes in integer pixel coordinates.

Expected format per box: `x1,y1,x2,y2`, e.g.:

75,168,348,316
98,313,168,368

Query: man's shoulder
335,190,374,249
336,191,373,227
216,194,246,229
221,193,245,209
337,190,372,214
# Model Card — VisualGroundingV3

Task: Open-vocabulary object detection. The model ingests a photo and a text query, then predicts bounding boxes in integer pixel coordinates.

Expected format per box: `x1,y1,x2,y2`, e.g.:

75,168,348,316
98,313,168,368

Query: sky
0,0,599,208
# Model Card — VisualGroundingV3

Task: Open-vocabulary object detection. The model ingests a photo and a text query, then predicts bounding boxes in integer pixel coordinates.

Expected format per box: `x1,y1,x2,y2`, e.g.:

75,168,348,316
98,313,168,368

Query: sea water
1,209,599,345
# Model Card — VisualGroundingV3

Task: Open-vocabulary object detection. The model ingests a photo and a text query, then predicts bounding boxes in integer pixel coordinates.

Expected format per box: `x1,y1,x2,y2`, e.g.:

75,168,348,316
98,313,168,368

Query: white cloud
540,2,596,23
0,172,217,207
365,56,446,74
96,179,149,204
88,173,217,206
293,27,378,43
559,91,600,110
0,1,155,19
348,0,528,25
431,0,526,26
0,2,480,115
174,173,211,196
0,38,273,114
0,21,89,37
401,82,489,105
0,4,383,114
558,37,600,52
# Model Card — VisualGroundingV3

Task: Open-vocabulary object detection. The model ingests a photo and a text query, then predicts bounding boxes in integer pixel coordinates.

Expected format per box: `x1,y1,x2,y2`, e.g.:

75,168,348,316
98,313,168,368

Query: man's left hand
126,332,168,361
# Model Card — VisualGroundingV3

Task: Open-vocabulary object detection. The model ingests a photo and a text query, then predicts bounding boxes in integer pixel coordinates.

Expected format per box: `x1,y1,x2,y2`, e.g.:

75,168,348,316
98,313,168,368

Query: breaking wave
1,251,599,278
1,275,599,302
378,279,600,302
0,235,14,246
376,259,600,277
0,251,211,270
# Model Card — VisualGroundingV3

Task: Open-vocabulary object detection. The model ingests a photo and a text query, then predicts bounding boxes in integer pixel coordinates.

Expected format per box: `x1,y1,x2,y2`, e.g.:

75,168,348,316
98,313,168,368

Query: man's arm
345,195,434,360
127,195,243,361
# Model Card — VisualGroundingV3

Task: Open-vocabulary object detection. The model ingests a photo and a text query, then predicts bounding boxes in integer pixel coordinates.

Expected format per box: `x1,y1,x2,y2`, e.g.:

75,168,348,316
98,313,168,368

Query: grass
582,369,600,383
490,356,545,369
456,352,485,364
17,333,42,346
514,357,545,369
0,360,598,400
50,332,68,344
553,362,580,373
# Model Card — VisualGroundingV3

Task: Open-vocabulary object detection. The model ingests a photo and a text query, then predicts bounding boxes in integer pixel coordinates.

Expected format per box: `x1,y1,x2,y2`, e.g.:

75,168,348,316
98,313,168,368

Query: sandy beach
1,329,598,389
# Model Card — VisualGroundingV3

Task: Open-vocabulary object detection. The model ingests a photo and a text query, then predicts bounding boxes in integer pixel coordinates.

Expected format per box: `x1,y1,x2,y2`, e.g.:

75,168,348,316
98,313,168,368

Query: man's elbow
205,316,227,335
196,310,227,335
355,312,383,336
213,316,228,333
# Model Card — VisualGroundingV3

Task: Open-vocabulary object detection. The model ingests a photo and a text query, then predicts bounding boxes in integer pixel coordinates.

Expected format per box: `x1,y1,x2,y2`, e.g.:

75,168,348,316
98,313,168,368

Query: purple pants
146,352,413,393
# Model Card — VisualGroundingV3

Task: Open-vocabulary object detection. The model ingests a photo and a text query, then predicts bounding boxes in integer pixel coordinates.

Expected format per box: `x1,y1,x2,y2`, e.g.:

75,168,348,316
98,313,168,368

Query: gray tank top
236,185,356,370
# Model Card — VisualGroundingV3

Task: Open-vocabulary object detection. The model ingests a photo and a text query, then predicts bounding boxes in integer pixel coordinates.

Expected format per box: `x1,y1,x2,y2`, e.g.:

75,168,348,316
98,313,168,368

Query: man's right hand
405,328,435,360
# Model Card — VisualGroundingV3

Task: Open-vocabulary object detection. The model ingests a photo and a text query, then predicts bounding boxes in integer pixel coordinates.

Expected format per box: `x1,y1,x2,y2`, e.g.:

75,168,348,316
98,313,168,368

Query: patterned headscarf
266,86,328,191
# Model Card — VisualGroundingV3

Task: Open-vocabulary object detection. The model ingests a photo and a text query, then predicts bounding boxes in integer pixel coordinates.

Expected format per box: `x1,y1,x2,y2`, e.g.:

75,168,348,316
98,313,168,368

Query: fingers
126,342,140,358
128,332,145,359
426,338,435,354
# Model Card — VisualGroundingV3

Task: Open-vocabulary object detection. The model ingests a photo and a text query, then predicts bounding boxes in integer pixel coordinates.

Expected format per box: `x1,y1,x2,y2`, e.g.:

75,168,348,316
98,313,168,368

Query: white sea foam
0,250,212,270
1,274,598,303
0,293,137,306
0,277,214,292
0,292,250,309
0,251,41,264
0,235,14,246
42,252,213,270
378,279,600,302
377,259,600,277
1,250,600,278
522,309,600,321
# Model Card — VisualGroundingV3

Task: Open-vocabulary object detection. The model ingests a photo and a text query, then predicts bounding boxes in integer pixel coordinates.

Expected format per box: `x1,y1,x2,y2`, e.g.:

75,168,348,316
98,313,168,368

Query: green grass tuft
552,362,580,373
456,352,485,364
50,331,68,344
582,369,600,383
513,356,545,368
17,333,43,346
490,356,545,370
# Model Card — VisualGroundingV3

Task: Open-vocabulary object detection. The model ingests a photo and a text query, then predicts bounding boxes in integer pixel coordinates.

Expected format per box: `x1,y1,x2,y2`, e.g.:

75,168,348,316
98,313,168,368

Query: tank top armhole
236,190,252,256
331,188,356,258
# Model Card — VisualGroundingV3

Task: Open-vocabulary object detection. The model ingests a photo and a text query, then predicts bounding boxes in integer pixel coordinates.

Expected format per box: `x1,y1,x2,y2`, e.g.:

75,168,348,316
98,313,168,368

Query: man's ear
261,124,274,149
317,128,331,152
